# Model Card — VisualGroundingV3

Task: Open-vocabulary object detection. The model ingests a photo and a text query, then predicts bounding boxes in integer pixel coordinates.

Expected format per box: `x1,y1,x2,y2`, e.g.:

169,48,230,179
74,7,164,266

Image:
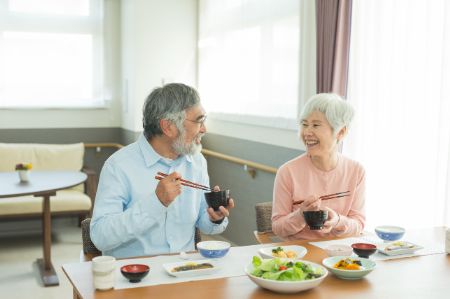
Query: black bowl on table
120,264,150,283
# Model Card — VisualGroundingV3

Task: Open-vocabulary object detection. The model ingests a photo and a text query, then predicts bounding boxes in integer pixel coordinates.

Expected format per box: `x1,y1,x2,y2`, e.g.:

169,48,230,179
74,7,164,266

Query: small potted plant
15,163,33,182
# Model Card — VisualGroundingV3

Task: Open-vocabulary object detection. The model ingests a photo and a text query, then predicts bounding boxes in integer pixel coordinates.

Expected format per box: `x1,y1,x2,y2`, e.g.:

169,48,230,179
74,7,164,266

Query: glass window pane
198,0,299,124
1,32,93,106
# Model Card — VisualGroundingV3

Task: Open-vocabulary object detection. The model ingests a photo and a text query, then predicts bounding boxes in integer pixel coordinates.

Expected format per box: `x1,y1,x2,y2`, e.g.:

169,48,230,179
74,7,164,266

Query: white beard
172,129,203,156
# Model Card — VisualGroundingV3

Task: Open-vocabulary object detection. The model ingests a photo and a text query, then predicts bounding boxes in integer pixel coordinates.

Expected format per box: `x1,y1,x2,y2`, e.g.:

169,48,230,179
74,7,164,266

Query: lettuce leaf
250,256,322,281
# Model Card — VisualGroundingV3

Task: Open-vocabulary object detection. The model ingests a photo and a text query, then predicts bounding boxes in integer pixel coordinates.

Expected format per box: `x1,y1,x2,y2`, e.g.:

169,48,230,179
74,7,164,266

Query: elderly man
91,83,234,258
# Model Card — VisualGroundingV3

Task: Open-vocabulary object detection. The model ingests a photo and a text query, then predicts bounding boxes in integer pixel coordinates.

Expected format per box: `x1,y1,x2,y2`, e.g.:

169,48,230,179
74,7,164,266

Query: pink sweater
272,153,365,240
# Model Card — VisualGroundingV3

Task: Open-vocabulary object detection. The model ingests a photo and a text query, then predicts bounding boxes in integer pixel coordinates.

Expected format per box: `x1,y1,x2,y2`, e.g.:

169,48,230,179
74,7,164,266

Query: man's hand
207,186,235,222
155,172,182,207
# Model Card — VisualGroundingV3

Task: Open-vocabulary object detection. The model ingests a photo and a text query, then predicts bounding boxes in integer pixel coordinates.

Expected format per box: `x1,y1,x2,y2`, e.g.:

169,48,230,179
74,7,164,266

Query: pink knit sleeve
333,167,366,236
271,167,308,238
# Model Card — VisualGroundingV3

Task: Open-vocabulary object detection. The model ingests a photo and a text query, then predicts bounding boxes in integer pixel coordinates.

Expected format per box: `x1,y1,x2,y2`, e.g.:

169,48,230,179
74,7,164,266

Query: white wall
121,0,198,132
0,0,122,129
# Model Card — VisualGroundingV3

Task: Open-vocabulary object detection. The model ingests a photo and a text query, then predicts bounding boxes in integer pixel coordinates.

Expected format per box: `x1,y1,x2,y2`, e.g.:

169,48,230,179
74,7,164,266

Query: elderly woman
272,93,365,240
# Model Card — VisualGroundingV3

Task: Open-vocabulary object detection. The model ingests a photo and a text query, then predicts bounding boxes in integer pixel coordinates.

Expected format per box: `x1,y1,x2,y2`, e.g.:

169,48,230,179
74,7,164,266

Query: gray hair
142,83,201,138
299,93,354,134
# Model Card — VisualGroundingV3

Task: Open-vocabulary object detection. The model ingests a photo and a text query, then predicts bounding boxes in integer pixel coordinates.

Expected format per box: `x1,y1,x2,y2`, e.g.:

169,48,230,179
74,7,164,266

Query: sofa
0,143,97,224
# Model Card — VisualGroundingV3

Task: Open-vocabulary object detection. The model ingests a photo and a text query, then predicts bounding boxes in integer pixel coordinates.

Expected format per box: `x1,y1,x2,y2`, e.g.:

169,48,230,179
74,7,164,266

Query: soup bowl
204,190,230,211
351,243,377,258
197,241,230,258
120,264,150,283
303,210,328,230
375,225,405,242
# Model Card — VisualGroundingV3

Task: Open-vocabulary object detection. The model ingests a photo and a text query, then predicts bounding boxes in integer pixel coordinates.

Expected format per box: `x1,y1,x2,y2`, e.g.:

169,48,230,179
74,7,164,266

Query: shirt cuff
211,217,225,225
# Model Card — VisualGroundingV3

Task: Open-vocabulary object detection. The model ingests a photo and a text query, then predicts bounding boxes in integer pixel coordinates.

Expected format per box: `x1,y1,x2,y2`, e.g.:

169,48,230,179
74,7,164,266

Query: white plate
163,260,219,278
378,241,423,256
259,245,307,260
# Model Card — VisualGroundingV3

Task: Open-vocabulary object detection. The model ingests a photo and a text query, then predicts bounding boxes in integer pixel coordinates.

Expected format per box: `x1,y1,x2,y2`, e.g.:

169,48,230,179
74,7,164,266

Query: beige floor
0,222,83,299
0,219,232,299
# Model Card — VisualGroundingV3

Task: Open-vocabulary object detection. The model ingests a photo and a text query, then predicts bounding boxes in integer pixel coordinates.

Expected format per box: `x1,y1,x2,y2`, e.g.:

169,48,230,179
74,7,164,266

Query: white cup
18,170,30,182
92,256,116,290
446,228,450,254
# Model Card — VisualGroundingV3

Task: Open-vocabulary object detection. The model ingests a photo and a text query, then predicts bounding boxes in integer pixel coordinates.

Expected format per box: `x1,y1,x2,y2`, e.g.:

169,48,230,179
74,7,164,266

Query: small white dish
324,244,353,257
163,259,219,278
258,245,307,260
378,241,423,256
322,256,376,280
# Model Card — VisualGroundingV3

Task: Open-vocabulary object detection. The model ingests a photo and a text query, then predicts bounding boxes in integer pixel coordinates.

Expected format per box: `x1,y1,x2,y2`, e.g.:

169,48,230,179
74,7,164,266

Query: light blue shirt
90,134,228,258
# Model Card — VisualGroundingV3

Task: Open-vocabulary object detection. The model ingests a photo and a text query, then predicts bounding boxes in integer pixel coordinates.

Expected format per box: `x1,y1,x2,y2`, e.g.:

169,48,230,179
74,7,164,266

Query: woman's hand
298,195,321,211
321,206,340,233
207,186,235,222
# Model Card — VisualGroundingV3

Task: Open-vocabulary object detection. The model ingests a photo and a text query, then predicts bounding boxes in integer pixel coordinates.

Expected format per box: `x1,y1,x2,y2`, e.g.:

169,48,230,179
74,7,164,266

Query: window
198,0,299,129
345,0,450,228
0,0,105,108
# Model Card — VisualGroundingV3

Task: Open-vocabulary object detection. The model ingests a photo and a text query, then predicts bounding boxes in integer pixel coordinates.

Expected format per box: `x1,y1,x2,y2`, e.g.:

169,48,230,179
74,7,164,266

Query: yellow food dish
333,258,362,270
271,246,298,259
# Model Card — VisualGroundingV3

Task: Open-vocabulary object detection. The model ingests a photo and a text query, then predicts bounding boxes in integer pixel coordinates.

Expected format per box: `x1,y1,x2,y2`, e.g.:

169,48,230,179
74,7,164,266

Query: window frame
0,0,106,109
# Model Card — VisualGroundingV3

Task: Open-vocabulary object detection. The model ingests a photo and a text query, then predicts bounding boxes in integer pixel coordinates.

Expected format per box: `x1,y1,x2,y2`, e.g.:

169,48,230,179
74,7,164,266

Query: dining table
0,170,87,287
62,227,450,299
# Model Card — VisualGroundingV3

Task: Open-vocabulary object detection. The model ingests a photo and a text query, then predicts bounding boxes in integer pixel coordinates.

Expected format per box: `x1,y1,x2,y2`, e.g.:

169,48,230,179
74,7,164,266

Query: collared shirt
90,134,228,258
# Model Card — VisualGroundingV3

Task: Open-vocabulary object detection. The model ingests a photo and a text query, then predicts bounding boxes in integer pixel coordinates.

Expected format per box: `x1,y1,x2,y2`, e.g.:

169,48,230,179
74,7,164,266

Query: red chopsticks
155,172,212,191
292,191,350,205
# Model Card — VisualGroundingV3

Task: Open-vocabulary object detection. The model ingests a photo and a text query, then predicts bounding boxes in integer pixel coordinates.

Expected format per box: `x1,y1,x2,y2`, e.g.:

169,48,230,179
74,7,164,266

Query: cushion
0,143,84,192
0,190,92,215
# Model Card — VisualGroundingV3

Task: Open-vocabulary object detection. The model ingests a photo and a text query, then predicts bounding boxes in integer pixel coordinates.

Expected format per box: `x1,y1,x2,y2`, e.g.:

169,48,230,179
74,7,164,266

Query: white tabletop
0,170,87,198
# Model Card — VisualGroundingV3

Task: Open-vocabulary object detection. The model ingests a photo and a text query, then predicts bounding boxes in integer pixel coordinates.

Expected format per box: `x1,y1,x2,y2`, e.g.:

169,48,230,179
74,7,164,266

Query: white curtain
345,0,450,229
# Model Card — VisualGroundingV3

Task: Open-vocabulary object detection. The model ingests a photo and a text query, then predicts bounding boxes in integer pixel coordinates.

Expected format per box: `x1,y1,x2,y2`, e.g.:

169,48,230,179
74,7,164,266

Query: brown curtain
316,0,352,97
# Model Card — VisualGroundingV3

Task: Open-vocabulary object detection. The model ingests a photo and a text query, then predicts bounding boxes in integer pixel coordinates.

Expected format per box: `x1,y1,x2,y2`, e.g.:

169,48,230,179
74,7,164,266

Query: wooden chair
80,218,203,261
80,218,101,261
253,201,279,244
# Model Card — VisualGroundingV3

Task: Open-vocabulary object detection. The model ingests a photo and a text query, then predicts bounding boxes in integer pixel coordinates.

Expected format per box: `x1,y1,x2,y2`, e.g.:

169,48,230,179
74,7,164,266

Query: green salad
250,256,324,281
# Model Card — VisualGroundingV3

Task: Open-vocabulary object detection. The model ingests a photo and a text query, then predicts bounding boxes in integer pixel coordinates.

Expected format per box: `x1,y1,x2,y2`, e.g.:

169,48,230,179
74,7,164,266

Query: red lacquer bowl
120,264,150,283
351,243,377,258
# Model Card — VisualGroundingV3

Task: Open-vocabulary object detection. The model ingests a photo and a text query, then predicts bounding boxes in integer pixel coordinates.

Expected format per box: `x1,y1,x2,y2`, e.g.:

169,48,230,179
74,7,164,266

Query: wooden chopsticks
154,172,212,191
292,191,350,205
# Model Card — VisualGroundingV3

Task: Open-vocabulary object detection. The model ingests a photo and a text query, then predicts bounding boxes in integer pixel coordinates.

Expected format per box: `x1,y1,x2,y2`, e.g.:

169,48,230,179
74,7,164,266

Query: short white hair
299,93,354,134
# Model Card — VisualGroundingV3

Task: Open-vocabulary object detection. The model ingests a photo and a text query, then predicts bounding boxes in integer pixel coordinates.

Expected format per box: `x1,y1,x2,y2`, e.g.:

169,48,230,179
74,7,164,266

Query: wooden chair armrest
82,166,98,213
254,230,277,244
